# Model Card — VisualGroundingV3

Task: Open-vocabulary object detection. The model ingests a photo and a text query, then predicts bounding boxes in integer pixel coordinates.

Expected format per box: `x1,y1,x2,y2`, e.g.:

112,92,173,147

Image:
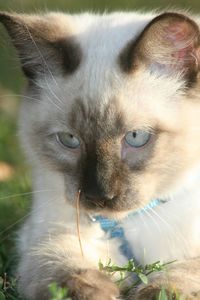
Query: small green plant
48,282,72,300
99,258,176,297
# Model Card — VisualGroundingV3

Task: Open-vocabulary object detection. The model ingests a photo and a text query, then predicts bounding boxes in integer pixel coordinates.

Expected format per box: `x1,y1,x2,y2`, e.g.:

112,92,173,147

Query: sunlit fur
1,10,200,299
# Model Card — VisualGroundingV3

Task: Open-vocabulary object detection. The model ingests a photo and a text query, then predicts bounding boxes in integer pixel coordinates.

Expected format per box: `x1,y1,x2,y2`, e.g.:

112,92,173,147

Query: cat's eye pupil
133,132,137,138
56,132,80,149
125,130,150,148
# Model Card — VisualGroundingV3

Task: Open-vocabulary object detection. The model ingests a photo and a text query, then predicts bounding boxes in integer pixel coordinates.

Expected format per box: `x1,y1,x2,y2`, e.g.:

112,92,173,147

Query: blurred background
0,0,200,298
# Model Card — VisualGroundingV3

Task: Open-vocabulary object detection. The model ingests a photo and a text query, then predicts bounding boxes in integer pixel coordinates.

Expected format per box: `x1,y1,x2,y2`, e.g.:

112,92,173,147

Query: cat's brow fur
1,10,200,300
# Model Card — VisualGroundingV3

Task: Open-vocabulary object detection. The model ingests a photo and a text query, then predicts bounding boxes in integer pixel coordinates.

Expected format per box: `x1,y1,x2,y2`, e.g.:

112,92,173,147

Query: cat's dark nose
82,154,109,202
82,170,107,201
82,173,116,206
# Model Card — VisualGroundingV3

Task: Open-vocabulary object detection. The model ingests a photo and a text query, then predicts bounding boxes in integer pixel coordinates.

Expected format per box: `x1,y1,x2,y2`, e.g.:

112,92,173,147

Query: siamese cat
1,10,200,299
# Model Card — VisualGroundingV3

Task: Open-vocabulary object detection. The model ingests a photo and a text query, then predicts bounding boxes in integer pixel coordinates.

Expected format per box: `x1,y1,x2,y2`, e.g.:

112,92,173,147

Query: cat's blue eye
125,130,150,148
56,132,80,149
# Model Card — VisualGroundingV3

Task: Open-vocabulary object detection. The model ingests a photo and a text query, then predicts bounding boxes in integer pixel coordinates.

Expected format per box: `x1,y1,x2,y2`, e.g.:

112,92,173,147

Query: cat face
1,11,200,215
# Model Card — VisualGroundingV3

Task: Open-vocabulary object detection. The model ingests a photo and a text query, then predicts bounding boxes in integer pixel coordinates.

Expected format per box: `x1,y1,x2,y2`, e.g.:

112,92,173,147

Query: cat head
1,11,200,216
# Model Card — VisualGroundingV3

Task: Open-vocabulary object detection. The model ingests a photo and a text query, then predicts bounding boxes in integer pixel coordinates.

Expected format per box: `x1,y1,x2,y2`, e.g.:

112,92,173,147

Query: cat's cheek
121,139,133,157
64,175,80,203
121,139,141,166
56,140,81,155
65,147,81,157
61,147,81,164
121,135,155,168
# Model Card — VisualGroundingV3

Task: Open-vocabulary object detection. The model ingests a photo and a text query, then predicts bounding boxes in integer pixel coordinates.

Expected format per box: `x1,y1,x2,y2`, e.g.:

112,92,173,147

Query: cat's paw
130,285,177,300
65,269,120,300
127,283,199,300
126,260,200,300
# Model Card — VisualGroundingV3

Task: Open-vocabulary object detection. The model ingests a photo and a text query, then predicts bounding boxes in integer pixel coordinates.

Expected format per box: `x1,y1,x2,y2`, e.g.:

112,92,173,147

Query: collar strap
91,199,165,259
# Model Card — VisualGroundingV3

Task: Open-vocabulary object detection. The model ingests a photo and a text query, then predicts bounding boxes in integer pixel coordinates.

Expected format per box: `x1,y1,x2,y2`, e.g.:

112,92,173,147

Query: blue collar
90,199,164,260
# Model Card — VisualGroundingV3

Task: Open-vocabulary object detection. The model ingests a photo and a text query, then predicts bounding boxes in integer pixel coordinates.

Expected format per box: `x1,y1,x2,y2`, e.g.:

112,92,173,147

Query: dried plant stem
76,190,84,259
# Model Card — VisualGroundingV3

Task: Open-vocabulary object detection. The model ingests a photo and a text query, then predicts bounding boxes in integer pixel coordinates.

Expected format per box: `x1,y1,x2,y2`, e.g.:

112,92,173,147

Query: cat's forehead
69,12,152,51
29,12,187,133
38,68,182,137
68,97,125,140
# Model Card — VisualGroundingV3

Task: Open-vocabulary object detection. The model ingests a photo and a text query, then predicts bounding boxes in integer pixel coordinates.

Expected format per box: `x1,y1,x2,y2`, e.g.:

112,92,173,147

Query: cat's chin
84,207,131,220
79,201,138,220
93,210,131,220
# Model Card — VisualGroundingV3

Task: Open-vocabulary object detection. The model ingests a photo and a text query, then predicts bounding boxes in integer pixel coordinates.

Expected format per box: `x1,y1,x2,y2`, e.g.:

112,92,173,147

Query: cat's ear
120,12,200,84
0,12,81,79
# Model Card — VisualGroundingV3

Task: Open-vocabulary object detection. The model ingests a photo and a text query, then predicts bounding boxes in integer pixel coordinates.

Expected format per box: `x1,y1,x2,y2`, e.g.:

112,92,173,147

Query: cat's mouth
78,191,140,216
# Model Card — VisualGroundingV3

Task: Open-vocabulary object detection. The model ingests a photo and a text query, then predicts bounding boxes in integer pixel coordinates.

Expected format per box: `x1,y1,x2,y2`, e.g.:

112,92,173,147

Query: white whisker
44,77,64,106
45,94,62,111
0,94,41,102
0,194,65,242
24,24,59,88
148,206,189,248
141,208,163,233
0,189,58,201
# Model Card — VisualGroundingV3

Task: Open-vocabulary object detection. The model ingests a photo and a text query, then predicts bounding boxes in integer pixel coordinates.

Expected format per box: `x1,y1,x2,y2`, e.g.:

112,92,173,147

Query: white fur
123,167,200,264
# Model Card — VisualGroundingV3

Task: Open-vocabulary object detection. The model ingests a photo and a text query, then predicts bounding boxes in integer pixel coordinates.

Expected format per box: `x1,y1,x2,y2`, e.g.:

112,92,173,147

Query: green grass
99,258,180,299
0,108,30,300
48,283,72,300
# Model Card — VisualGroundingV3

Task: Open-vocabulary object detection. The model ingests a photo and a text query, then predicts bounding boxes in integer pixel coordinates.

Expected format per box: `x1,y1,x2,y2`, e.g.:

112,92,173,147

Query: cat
1,9,200,300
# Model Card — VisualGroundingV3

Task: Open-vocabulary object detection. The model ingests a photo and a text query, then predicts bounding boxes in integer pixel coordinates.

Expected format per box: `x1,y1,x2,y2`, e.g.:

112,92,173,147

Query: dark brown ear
120,12,200,83
0,12,81,79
